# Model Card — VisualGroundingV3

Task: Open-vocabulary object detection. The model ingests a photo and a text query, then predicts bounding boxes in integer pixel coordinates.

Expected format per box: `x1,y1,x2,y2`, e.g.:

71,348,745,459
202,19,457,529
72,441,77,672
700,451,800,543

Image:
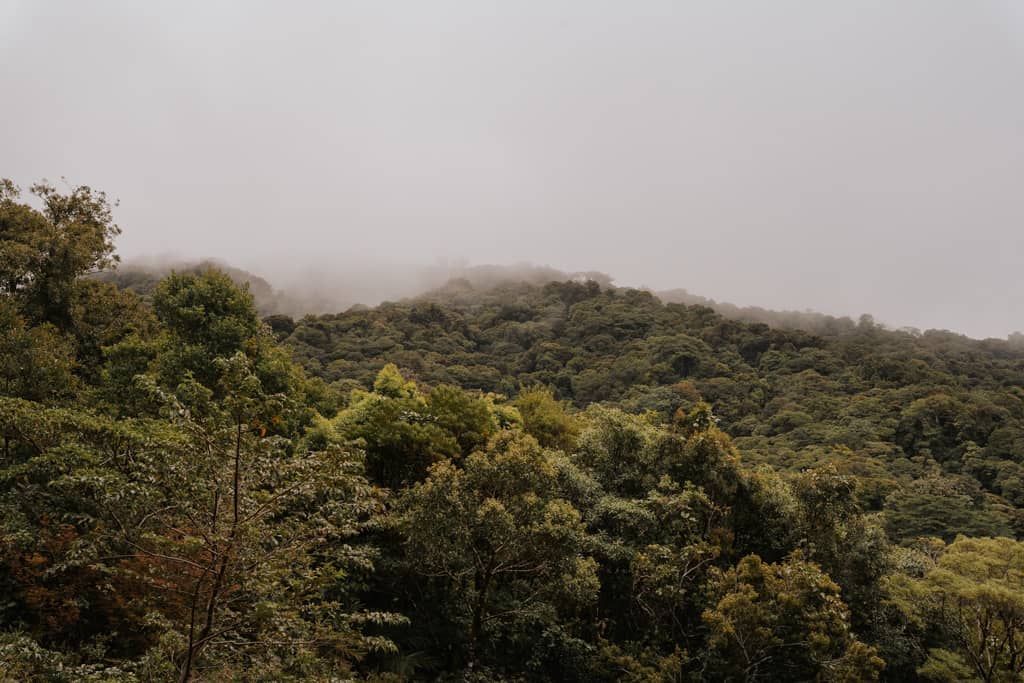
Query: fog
2,1,1023,338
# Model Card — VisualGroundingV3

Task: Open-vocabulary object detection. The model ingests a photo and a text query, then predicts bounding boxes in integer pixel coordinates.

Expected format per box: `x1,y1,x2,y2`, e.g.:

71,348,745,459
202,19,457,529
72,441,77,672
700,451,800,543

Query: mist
2,1,1022,339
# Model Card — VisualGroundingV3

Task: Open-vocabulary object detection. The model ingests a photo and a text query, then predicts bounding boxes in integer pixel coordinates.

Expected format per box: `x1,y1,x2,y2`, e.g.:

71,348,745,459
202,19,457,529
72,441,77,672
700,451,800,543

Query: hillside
3,179,1024,681
275,279,1024,543
95,260,616,319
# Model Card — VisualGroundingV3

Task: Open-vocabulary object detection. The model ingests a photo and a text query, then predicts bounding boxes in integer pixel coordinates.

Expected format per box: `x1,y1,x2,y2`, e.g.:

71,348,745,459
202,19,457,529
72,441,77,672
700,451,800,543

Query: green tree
426,383,498,456
0,298,75,402
887,536,1024,683
334,365,460,489
884,475,1016,543
516,384,579,453
0,178,120,329
398,431,598,671
126,358,392,680
1,357,396,681
702,553,884,681
151,270,262,390
792,464,891,629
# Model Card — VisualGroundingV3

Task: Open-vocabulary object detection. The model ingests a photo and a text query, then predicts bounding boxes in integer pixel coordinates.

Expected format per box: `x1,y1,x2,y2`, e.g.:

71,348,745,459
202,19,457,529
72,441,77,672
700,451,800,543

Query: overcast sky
2,1,1022,338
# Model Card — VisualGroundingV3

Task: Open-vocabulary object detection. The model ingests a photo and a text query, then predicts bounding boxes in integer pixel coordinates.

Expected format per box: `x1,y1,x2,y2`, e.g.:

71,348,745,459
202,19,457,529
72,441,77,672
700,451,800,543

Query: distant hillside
655,287,864,336
276,277,1024,545
96,260,616,318
93,259,287,314
99,258,1021,344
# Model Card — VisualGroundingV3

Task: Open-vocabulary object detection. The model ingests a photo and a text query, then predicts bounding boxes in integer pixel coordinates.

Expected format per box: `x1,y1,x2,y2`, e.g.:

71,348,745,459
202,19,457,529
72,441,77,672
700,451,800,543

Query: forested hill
275,279,1024,539
93,259,291,315
95,260,616,319
98,257,913,336
4,179,1024,681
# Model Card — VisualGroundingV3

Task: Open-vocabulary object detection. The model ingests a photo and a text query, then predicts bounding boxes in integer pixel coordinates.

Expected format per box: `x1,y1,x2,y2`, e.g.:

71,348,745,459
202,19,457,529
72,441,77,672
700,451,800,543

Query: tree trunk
467,554,496,669
179,423,243,681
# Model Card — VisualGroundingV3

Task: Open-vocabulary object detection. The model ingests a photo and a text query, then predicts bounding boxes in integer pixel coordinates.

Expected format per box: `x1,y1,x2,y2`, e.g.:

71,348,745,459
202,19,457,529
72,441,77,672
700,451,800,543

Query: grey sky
2,1,1022,338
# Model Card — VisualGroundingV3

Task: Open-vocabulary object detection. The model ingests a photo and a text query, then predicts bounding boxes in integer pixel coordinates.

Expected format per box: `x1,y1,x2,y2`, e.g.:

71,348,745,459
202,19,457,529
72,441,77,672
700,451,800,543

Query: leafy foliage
4,176,1024,681
887,536,1024,682
702,554,884,681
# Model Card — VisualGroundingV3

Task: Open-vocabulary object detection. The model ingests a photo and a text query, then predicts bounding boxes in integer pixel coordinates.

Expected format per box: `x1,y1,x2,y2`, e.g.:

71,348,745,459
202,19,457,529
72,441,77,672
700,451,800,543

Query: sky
2,1,1023,338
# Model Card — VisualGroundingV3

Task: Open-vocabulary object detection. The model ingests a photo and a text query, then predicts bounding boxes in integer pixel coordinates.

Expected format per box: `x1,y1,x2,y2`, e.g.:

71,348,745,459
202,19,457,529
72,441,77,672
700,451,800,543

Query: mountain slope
276,278,1024,540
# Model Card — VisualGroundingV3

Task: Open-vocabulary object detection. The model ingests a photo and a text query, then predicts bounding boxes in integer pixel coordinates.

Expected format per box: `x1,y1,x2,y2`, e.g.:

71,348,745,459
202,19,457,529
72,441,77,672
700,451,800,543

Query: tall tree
887,536,1024,683
702,553,884,681
0,178,120,328
398,431,598,672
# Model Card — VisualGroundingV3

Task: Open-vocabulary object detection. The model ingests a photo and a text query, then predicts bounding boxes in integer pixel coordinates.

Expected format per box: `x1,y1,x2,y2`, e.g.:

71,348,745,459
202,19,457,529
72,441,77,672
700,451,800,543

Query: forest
3,179,1024,682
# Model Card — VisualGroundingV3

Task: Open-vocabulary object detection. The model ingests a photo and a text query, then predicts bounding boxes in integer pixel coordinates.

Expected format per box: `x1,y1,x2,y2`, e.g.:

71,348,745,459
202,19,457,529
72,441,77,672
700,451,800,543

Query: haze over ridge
3,1,1022,338
99,256,1010,343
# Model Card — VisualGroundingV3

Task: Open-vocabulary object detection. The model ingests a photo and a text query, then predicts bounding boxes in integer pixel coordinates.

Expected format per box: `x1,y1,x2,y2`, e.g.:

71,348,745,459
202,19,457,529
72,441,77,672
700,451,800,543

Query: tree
1,260,403,680
334,365,460,489
625,478,724,645
398,431,598,671
792,464,891,629
121,357,392,680
887,536,1024,683
0,178,120,329
0,356,395,680
702,553,884,681
426,384,499,456
334,364,512,490
515,384,579,453
574,405,667,498
150,270,262,390
0,298,75,402
884,476,1016,543
0,396,156,657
